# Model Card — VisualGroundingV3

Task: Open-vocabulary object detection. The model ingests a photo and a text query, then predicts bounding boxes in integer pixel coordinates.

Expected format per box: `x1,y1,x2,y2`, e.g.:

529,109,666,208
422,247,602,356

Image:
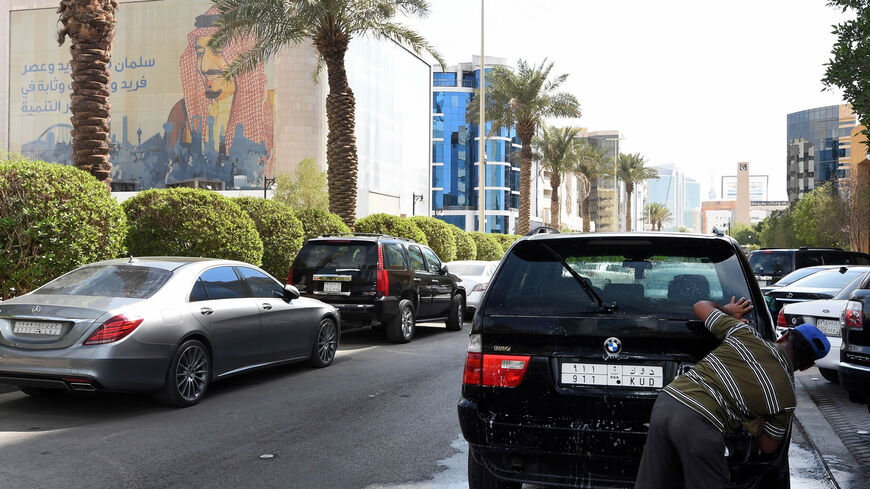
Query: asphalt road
0,323,470,489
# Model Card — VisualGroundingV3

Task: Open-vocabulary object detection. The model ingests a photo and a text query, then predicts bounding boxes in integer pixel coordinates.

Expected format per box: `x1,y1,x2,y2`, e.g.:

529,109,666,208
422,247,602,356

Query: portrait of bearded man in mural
167,7,274,177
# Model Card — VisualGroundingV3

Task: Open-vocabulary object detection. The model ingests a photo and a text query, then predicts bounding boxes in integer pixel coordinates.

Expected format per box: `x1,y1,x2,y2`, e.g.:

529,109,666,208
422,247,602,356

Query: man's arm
694,297,753,322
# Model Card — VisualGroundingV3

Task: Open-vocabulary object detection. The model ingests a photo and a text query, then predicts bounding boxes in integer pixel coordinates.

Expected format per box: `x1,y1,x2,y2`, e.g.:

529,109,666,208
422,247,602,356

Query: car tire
818,367,839,383
309,318,338,368
155,339,210,408
20,386,64,398
468,447,520,489
386,299,415,343
446,294,464,331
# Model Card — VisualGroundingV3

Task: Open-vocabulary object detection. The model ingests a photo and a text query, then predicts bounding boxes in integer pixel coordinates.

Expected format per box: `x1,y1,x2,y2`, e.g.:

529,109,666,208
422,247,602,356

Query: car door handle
431,280,439,284
413,278,422,282
200,307,214,315
262,303,273,310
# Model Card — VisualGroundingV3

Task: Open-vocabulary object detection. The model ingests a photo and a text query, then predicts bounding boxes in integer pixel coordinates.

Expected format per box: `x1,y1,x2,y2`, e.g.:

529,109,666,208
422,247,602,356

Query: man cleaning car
635,297,831,489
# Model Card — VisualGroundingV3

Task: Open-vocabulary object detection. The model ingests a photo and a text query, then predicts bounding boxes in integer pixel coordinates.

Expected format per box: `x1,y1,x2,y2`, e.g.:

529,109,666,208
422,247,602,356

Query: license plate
323,282,342,293
816,319,841,337
561,363,663,388
14,321,63,336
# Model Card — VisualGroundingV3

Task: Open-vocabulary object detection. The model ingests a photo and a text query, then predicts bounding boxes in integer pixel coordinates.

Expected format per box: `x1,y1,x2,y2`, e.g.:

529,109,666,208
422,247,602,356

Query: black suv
748,247,870,286
840,271,870,413
288,234,465,343
458,232,788,489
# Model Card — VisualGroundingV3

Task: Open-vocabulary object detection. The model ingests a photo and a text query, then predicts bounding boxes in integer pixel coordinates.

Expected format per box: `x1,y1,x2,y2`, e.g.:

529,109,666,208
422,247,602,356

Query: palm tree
575,144,612,232
533,125,582,229
644,202,671,231
210,0,444,228
467,59,580,235
57,0,119,184
616,153,658,231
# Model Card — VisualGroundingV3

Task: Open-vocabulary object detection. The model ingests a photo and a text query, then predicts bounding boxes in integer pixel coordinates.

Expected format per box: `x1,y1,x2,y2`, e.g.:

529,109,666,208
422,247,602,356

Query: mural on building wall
9,0,273,190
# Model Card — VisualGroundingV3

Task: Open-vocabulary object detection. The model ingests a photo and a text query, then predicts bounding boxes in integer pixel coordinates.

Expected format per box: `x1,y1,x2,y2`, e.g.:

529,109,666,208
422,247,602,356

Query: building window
433,72,456,87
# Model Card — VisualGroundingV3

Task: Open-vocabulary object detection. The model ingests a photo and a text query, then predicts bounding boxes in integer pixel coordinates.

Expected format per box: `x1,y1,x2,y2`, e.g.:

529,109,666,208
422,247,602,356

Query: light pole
263,176,276,199
412,193,424,216
478,0,486,232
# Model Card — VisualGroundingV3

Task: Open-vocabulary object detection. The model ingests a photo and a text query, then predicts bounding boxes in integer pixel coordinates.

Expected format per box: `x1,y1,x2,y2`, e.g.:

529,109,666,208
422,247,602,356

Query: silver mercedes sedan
0,257,340,407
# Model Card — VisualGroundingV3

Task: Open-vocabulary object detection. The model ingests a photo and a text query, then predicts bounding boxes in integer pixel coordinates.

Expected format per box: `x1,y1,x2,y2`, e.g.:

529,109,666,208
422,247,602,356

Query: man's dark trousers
635,392,730,489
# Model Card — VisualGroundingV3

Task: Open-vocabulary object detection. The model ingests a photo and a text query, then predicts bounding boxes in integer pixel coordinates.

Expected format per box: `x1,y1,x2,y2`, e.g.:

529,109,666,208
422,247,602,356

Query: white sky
402,0,853,201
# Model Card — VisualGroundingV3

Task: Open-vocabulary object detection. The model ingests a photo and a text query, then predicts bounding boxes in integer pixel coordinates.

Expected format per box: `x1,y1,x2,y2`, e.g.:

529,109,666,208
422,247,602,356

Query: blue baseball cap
792,324,831,360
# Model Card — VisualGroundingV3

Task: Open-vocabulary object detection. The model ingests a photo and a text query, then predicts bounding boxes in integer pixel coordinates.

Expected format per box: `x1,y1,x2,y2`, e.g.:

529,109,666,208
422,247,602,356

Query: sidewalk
792,368,870,489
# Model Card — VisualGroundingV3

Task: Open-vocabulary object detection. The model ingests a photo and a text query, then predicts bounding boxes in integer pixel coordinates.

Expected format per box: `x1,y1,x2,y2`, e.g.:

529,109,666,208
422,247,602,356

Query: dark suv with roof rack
748,247,870,287
458,232,788,489
288,234,465,343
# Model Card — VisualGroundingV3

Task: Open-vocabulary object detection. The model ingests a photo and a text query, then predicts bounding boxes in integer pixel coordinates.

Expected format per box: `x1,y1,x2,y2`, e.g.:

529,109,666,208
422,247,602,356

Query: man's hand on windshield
721,296,753,320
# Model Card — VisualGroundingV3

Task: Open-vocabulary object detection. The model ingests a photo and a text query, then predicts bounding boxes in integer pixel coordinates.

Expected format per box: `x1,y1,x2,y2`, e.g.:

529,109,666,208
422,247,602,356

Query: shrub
490,233,521,254
123,188,263,265
234,197,303,280
0,157,127,299
468,232,503,261
355,213,427,244
451,226,477,261
409,216,457,262
294,207,350,242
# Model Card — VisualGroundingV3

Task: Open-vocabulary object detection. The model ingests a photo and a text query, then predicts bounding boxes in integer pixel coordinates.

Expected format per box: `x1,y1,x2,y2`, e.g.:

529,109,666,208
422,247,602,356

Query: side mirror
440,263,449,275
283,284,301,301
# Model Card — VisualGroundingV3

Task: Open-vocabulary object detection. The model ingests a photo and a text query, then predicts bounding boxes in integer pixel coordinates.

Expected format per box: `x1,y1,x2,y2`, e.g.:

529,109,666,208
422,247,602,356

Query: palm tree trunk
517,119,535,235
582,195,591,232
319,36,358,228
57,0,118,184
624,182,634,232
549,172,561,229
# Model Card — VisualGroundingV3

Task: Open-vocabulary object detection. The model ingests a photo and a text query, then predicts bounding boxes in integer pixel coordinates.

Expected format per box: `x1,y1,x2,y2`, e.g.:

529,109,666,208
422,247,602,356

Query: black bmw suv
288,234,465,343
458,232,788,488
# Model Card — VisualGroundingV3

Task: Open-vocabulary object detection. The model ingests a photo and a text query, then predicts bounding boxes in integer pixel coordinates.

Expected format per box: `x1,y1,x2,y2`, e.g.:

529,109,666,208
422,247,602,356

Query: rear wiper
540,243,616,313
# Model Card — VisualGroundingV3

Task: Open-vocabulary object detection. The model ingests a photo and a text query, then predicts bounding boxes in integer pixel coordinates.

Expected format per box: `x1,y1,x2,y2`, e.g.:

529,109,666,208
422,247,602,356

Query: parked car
458,232,788,489
759,265,841,295
840,268,870,413
0,257,339,407
766,266,870,315
748,247,870,286
289,233,465,343
446,261,498,316
778,269,870,383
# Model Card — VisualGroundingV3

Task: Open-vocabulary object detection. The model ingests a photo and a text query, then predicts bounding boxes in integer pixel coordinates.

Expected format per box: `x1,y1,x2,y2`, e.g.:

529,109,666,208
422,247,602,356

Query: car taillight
462,334,529,387
777,308,786,327
376,244,389,297
287,268,294,284
843,300,863,330
471,282,488,292
83,315,144,345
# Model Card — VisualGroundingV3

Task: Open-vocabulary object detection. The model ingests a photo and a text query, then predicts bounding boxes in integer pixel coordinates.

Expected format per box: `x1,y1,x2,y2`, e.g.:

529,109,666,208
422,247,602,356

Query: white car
446,260,498,316
778,269,870,383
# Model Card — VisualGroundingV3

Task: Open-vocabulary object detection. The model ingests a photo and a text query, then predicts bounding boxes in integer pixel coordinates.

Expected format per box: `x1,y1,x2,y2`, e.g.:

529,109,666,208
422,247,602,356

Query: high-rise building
786,104,856,202
431,56,520,233
644,164,701,231
721,175,769,201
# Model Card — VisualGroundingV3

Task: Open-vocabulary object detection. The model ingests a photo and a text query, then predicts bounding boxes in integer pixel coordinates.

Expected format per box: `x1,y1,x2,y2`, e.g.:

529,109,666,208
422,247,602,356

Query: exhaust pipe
69,382,96,392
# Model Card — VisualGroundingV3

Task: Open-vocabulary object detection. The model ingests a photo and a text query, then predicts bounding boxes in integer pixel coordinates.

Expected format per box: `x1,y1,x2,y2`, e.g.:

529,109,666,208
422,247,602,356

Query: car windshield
749,251,792,276
484,238,752,319
294,241,377,269
35,265,172,299
787,268,868,289
774,267,827,286
449,263,487,275
833,272,869,300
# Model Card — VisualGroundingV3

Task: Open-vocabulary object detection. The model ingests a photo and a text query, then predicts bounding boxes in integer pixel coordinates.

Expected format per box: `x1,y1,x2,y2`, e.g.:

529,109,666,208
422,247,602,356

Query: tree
758,207,801,248
644,202,671,231
57,0,119,184
823,0,870,142
792,183,849,247
846,170,870,252
575,144,612,232
533,125,582,229
467,59,580,235
274,158,329,211
731,222,761,246
617,153,657,231
210,0,444,228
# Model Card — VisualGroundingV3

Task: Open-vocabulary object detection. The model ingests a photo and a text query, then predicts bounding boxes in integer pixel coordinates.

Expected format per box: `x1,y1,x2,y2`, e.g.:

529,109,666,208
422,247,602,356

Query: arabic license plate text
14,321,63,335
561,363,663,388
323,282,342,293
817,319,841,337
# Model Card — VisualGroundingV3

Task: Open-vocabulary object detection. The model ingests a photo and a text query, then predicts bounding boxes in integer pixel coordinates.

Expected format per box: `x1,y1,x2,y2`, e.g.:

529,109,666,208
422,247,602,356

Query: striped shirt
663,309,795,439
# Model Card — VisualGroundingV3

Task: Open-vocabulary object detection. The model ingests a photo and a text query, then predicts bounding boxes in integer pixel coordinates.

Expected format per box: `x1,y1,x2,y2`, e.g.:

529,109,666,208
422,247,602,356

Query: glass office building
431,57,521,233
786,104,856,201
645,164,701,231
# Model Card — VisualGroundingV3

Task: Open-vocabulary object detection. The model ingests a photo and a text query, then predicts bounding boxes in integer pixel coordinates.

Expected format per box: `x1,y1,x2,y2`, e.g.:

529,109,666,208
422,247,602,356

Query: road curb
793,375,860,489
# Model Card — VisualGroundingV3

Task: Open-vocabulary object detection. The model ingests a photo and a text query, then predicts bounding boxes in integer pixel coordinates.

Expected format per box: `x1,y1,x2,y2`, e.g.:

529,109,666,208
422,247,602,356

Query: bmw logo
31,305,41,314
604,337,622,356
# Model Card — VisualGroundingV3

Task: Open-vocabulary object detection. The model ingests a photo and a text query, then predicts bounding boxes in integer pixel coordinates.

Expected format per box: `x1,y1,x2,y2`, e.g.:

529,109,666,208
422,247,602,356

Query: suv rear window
484,238,752,320
749,251,792,276
294,241,377,269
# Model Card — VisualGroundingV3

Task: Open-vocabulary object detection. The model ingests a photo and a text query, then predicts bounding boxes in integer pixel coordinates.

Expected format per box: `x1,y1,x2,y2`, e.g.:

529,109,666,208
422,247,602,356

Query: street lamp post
412,193,424,216
478,0,486,233
263,176,276,199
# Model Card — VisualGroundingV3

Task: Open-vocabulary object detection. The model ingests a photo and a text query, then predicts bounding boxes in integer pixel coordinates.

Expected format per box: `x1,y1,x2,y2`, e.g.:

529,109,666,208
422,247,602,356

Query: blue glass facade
431,66,520,233
786,104,855,201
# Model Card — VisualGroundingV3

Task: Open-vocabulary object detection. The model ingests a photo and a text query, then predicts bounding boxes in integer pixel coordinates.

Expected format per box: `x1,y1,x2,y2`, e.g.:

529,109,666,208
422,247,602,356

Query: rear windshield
774,267,826,286
35,265,172,299
749,251,792,276
294,241,377,270
788,268,868,290
484,238,752,319
834,272,870,300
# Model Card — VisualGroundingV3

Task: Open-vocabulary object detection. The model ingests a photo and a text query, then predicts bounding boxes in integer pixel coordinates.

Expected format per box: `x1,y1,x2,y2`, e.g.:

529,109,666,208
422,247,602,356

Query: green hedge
234,197,303,280
0,158,128,299
409,216,457,262
491,233,521,254
355,213,427,244
451,226,478,261
294,207,350,242
123,188,263,264
468,232,503,261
